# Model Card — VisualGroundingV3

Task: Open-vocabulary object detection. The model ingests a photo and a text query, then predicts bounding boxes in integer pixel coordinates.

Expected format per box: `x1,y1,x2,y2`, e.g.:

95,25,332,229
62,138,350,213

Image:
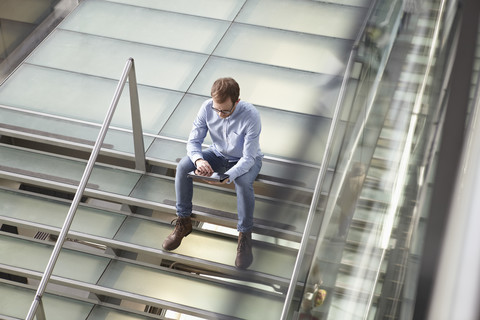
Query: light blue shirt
187,99,263,181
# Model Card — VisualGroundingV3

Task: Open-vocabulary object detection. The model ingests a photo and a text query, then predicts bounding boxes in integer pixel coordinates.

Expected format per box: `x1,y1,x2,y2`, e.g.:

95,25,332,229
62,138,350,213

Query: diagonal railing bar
25,57,145,320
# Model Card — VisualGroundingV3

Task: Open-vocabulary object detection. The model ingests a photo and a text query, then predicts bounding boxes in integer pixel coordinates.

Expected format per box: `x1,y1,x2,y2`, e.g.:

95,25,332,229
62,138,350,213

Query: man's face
212,99,237,119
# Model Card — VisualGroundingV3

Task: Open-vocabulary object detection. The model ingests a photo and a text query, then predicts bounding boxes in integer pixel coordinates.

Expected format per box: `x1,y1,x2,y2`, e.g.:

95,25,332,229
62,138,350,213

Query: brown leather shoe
235,232,253,269
162,216,192,251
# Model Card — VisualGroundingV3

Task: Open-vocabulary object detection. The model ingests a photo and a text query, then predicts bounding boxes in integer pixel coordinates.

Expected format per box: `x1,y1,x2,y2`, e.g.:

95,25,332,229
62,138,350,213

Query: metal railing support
25,57,145,320
128,60,146,172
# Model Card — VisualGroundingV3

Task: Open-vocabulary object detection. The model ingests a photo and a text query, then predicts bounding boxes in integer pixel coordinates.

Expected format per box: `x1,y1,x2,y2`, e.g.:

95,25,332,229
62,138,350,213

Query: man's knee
176,156,195,175
234,174,255,191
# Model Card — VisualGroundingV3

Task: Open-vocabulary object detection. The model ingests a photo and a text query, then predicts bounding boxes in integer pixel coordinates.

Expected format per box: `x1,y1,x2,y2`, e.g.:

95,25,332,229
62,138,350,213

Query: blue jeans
175,148,262,233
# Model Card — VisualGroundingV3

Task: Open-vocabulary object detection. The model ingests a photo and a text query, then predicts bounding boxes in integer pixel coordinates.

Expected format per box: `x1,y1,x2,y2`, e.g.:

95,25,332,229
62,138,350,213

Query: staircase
0,0,374,319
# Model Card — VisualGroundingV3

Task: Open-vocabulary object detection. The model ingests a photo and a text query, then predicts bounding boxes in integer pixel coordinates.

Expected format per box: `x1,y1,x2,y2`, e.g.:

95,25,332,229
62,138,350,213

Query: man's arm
225,112,261,181
187,101,209,165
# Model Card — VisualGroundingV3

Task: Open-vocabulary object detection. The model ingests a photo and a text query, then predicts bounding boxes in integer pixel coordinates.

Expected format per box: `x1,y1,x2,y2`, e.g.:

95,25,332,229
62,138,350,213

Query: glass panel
159,93,208,140
214,23,352,74
0,283,93,320
0,64,182,134
115,217,296,278
236,0,367,39
0,106,156,155
27,29,209,91
130,175,309,233
0,145,141,195
104,0,246,20
0,235,109,283
259,108,331,163
0,189,125,239
146,138,188,165
188,56,342,116
98,260,284,320
59,0,230,54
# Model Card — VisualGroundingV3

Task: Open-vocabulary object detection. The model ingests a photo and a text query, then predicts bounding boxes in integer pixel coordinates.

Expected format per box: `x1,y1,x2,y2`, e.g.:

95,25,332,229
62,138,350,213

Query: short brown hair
211,77,240,104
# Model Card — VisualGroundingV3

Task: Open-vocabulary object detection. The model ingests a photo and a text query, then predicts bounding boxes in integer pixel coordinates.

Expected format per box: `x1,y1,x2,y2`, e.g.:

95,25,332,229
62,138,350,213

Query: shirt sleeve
187,101,209,165
225,109,262,181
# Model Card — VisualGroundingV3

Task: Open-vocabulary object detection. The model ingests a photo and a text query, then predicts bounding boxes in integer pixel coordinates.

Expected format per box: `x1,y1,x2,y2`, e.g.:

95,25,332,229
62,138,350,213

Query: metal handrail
279,1,379,318
25,57,145,320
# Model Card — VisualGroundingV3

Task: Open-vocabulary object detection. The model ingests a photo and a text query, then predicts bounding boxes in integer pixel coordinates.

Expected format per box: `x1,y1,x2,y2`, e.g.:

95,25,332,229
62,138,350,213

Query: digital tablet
187,171,229,182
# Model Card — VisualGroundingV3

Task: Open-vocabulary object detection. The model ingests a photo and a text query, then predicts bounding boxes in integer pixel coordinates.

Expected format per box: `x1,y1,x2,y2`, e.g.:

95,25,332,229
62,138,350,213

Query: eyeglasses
211,101,236,115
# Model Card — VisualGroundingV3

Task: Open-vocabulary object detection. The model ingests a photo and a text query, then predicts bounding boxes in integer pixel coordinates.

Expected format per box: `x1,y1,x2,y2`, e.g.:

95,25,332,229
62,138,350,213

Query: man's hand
195,159,214,176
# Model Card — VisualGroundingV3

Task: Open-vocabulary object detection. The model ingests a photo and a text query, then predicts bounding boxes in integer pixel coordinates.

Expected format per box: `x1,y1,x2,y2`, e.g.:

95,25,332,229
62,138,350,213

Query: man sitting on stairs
162,77,263,269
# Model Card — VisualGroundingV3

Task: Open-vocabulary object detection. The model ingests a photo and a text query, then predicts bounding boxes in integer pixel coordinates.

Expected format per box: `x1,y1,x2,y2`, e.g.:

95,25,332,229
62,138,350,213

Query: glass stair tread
59,0,230,54
0,64,182,136
0,283,155,320
104,0,246,20
187,56,353,117
0,188,296,280
0,283,93,320
0,188,125,239
213,23,353,75
0,234,284,320
98,260,284,320
26,29,210,92
131,174,310,235
115,216,297,279
0,234,110,284
235,0,368,39
0,145,141,196
0,105,157,155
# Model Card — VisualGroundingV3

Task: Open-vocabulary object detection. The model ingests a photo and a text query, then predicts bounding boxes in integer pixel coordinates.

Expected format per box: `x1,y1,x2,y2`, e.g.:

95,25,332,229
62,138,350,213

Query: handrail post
128,58,146,172
25,58,143,320
36,300,46,320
